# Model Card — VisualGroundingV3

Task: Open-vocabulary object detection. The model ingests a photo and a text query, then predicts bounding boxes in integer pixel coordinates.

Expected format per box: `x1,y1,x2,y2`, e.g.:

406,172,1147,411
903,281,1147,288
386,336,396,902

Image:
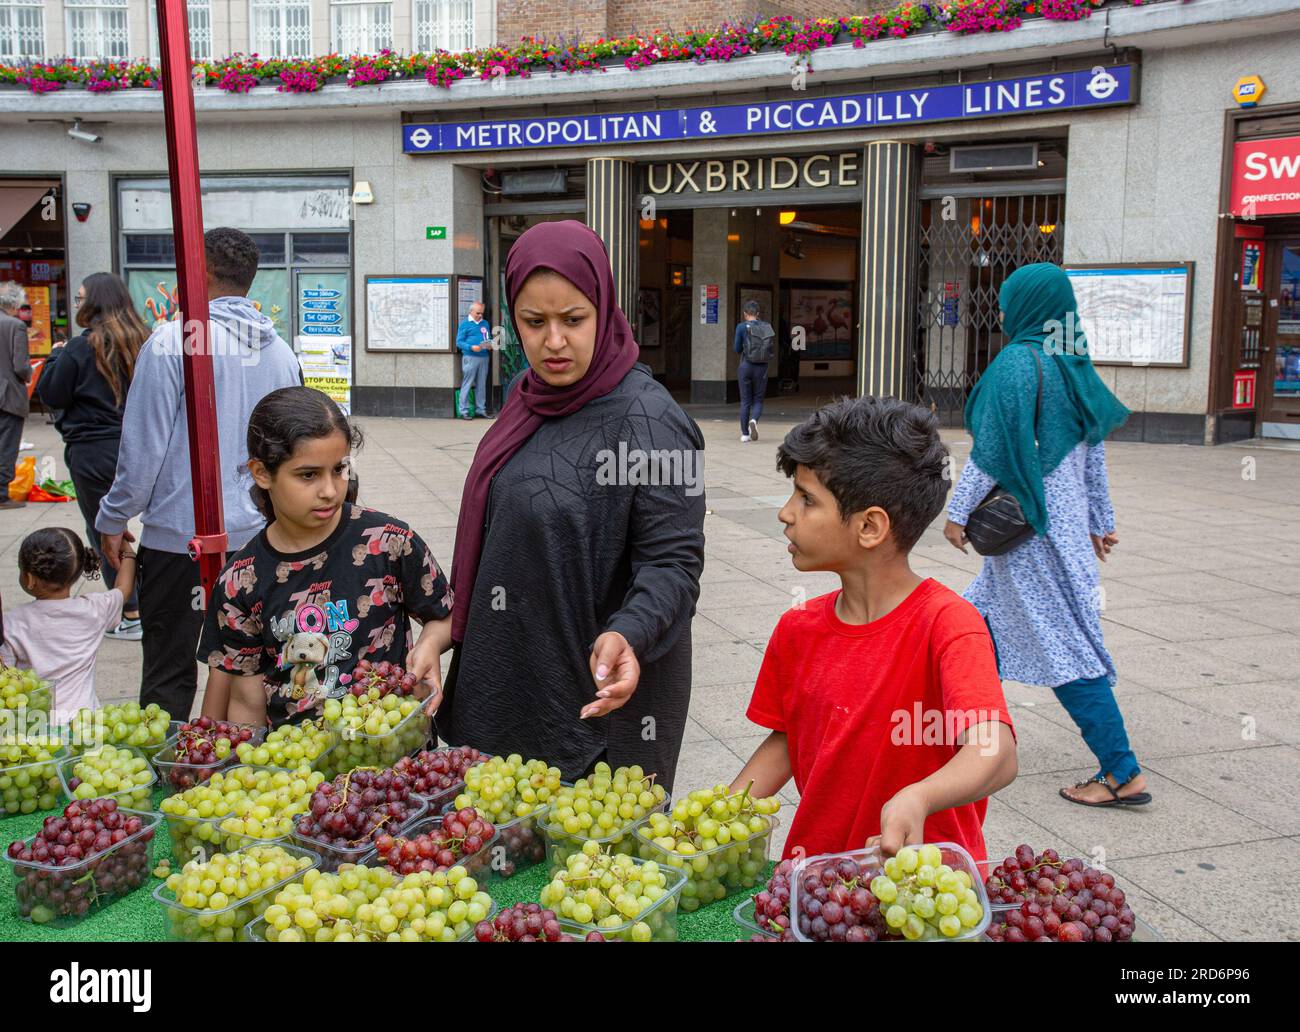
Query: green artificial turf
1,790,771,942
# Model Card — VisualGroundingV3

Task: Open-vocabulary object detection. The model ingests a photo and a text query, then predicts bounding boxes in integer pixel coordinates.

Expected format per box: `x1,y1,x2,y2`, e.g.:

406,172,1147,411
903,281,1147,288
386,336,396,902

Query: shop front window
0,0,44,62
66,0,128,61
1277,245,1300,398
414,0,472,52
147,0,212,62
331,1,392,55
251,0,312,59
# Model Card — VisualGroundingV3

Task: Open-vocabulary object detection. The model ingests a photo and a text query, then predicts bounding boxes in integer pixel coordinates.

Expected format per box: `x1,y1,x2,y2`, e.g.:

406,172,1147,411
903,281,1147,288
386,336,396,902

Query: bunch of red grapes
349,659,419,698
474,902,601,942
393,747,487,800
795,855,891,942
168,717,258,788
985,844,1136,943
372,807,495,876
748,859,796,941
296,768,418,847
6,799,152,922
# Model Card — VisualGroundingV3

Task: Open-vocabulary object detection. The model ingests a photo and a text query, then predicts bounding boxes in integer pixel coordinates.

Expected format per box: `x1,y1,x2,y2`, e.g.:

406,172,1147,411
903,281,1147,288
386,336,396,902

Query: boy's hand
942,520,968,554
405,639,444,716
582,631,639,720
871,784,929,856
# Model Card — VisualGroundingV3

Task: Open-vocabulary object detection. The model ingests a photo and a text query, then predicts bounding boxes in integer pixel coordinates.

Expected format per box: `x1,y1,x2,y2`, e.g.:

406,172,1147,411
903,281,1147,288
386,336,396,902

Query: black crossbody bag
964,349,1044,557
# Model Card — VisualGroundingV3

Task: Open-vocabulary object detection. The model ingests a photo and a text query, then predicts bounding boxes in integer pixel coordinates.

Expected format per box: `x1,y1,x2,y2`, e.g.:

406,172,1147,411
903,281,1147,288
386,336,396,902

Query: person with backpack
734,300,776,442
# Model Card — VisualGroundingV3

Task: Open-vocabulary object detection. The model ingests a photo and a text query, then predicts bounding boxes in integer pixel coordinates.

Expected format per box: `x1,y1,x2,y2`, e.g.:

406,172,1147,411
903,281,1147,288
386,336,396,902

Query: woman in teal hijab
943,263,1150,808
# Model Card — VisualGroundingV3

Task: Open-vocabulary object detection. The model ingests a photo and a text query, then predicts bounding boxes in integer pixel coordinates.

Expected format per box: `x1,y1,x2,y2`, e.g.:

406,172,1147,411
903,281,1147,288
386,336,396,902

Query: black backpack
742,320,776,363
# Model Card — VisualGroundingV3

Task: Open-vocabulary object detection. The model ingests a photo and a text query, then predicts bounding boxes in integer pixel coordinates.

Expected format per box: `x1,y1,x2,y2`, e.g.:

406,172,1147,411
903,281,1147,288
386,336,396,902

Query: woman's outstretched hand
943,520,968,554
582,631,639,720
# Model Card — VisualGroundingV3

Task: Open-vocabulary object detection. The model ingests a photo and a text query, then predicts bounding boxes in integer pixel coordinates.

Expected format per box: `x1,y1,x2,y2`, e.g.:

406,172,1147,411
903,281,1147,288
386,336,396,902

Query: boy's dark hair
247,386,363,520
19,528,101,587
777,396,949,552
205,227,260,292
743,300,760,316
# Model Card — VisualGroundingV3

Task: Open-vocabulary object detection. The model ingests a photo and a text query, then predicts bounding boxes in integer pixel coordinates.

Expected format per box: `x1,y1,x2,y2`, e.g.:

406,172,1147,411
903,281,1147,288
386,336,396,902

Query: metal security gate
913,193,1064,425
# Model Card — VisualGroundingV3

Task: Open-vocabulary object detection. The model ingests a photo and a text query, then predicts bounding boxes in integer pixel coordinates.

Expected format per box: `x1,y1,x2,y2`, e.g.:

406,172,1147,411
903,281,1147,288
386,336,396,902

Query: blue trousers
738,359,768,434
459,354,489,417
1052,675,1141,786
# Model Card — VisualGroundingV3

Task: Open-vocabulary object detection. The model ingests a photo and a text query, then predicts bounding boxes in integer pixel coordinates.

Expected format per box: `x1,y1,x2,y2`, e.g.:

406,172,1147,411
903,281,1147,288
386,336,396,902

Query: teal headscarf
963,263,1129,536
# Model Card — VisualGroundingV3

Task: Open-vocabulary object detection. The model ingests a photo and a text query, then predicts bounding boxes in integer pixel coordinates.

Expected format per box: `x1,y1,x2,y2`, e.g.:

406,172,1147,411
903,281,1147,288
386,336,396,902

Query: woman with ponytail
37,273,147,639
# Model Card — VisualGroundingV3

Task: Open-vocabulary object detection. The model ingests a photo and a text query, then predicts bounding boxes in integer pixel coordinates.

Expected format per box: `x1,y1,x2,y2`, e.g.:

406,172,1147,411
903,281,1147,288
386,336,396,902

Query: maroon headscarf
448,220,640,642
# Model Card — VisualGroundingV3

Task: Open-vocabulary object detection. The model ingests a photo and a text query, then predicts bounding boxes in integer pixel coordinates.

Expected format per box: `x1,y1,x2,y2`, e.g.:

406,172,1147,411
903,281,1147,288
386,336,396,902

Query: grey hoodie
96,296,303,554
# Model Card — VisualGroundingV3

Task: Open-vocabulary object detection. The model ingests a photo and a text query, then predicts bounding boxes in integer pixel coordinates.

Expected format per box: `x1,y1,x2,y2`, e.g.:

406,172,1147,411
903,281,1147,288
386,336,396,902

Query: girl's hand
943,520,968,554
1090,531,1119,562
405,639,444,716
867,784,929,857
582,632,639,720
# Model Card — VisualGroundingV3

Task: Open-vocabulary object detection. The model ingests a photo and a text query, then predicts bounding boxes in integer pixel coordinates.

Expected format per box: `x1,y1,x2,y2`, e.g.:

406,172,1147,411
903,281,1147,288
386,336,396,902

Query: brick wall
497,1,897,45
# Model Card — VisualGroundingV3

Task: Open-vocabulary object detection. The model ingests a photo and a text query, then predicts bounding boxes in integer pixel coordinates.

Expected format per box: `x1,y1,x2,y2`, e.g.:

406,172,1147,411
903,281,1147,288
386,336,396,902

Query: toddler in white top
1,527,138,723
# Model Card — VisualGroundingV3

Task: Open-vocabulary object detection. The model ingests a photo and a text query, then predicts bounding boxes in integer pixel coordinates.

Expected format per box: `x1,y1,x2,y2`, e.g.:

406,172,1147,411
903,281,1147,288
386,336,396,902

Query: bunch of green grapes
259,864,492,942
0,736,63,815
321,694,426,775
869,844,985,940
64,745,154,809
635,782,780,910
159,844,316,941
159,765,324,863
237,719,335,770
0,667,50,716
543,762,667,872
538,841,678,942
453,754,562,821
69,702,171,752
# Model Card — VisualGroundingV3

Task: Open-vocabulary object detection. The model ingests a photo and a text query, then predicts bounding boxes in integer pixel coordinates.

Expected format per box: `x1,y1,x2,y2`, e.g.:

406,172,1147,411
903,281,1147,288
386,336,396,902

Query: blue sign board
405,65,1135,155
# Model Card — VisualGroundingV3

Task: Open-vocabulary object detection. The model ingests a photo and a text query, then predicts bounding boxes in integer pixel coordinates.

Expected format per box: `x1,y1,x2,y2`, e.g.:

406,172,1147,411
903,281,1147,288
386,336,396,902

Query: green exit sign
426,226,447,240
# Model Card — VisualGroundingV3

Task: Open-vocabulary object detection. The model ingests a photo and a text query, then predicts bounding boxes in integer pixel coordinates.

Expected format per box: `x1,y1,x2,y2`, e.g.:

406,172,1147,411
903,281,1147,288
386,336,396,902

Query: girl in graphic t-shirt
198,387,453,727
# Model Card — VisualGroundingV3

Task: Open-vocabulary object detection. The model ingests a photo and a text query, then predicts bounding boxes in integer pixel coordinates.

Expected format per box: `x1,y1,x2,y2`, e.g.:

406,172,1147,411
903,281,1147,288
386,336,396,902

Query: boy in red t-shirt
731,397,1017,863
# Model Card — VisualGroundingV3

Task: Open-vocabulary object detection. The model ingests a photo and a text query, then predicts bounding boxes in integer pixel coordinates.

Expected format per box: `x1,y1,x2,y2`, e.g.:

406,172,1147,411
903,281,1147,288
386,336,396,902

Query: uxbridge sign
403,64,1136,155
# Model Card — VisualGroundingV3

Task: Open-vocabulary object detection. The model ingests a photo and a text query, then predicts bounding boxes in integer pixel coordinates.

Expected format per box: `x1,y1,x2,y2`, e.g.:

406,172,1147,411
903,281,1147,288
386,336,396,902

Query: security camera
67,120,101,144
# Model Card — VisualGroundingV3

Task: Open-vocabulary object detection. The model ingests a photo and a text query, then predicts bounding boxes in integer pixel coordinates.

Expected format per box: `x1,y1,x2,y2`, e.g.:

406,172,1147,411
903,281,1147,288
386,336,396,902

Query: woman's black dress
440,364,705,792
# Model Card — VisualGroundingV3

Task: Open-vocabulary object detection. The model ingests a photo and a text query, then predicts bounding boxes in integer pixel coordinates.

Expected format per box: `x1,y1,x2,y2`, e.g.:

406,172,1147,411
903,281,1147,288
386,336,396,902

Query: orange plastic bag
8,455,34,501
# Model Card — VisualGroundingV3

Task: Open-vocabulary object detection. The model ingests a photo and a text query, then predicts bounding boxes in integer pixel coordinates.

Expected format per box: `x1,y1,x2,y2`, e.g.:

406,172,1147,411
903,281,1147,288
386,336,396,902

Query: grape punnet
984,844,1136,943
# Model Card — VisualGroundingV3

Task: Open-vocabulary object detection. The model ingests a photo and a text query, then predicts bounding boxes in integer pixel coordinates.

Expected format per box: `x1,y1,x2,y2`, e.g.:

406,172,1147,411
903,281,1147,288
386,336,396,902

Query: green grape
68,702,171,752
237,719,334,771
545,761,672,873
0,667,52,716
65,744,155,809
0,735,63,815
258,864,492,942
320,695,425,775
159,765,324,862
868,843,985,941
536,842,678,942
160,844,314,942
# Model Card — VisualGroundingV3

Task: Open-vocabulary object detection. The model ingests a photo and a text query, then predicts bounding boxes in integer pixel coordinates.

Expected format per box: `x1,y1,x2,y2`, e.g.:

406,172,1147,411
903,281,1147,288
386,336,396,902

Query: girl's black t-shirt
197,504,453,725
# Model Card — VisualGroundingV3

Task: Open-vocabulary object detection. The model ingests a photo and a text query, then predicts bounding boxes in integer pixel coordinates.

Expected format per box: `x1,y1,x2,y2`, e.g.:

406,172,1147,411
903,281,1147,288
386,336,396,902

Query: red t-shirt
747,579,1013,864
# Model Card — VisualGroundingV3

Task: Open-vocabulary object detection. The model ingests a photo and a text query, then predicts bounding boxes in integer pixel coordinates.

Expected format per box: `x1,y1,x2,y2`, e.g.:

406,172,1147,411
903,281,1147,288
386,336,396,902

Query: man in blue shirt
456,301,491,418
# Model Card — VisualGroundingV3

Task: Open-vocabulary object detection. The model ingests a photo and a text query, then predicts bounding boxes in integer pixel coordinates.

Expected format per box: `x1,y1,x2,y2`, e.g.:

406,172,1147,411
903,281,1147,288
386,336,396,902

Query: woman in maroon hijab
438,221,705,791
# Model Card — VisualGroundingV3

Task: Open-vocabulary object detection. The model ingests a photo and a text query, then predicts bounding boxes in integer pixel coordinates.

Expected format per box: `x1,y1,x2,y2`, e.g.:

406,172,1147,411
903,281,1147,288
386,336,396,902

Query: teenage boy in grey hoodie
97,227,303,719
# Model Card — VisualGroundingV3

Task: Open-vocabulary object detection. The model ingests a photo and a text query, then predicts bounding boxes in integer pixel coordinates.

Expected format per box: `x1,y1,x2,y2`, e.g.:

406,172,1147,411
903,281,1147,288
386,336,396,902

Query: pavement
3,405,1298,942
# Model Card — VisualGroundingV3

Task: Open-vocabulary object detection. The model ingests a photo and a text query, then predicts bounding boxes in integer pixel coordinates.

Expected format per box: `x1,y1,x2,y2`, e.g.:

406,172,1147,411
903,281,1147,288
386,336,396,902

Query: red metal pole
156,0,227,602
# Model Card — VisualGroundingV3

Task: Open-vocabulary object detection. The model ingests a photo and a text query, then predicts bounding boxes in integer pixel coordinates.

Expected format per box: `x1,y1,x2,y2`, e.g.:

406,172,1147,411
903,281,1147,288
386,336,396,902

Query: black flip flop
1059,777,1152,808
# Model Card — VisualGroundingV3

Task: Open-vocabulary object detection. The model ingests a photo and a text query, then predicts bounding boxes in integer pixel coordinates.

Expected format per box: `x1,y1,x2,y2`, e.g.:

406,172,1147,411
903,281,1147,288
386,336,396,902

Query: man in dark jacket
0,282,32,509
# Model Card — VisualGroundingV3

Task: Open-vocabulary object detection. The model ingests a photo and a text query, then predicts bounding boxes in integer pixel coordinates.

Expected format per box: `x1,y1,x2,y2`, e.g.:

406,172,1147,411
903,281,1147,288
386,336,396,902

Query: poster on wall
365,275,450,351
297,272,351,413
24,285,51,356
1241,240,1264,292
789,286,853,361
637,288,662,348
126,269,291,342
456,276,484,324
1064,263,1192,367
